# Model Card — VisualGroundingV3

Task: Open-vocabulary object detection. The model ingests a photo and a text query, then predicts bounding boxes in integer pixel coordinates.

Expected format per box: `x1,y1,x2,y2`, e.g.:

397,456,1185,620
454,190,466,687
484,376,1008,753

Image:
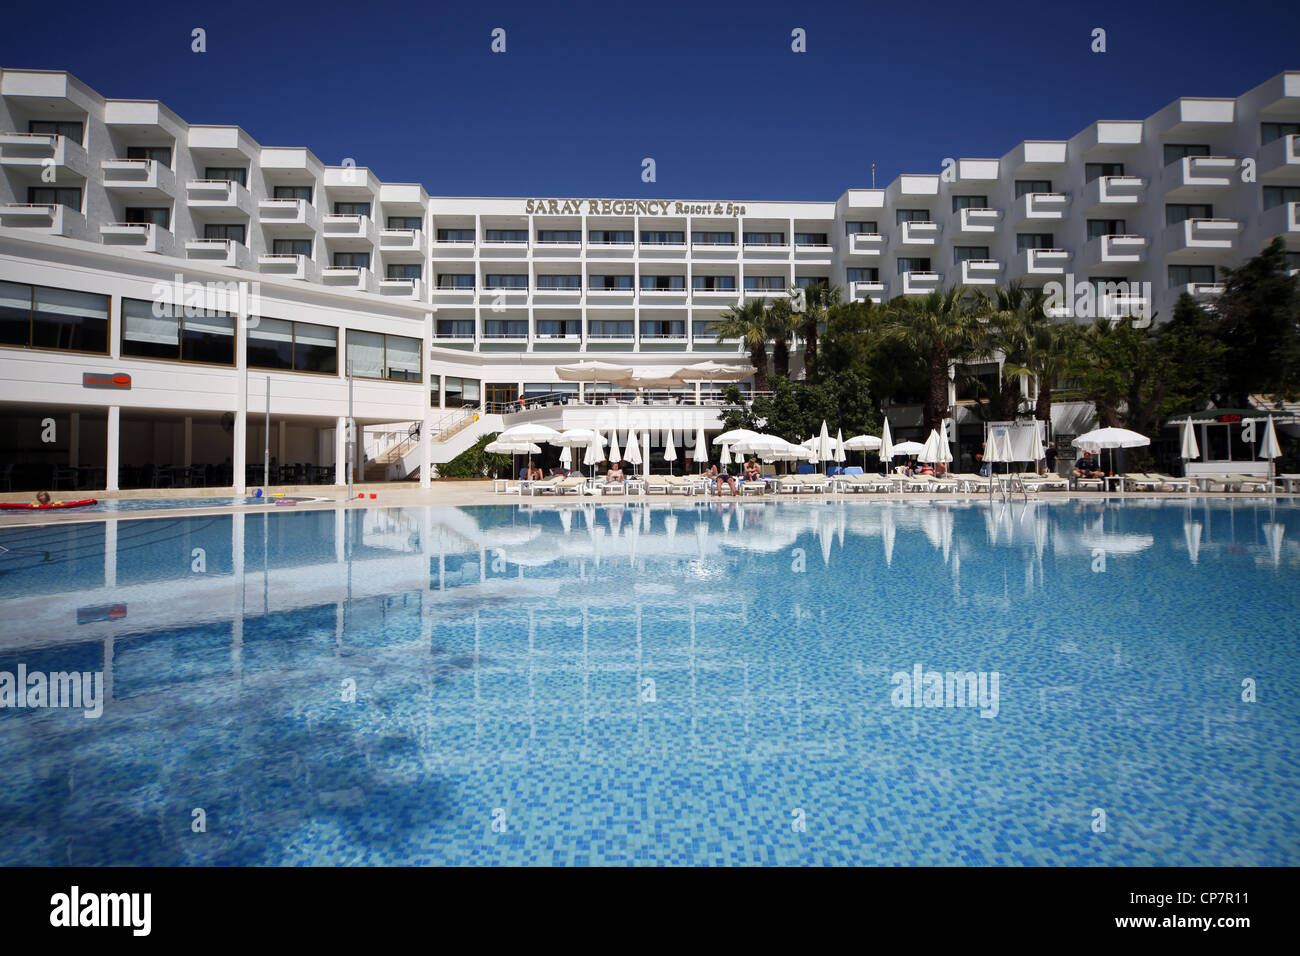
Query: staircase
363,410,503,480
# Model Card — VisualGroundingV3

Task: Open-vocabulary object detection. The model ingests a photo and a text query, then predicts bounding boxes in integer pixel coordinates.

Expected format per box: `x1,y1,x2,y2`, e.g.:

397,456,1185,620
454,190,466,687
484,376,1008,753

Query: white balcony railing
956,208,1001,234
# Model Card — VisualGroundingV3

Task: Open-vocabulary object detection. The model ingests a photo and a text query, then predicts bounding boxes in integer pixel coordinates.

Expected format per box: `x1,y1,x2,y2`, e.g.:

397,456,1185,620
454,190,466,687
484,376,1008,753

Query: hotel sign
524,198,748,216
83,372,132,390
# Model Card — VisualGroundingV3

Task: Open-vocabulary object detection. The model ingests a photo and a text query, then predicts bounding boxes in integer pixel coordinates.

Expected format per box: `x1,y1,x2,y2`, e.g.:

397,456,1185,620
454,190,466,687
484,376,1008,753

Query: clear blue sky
3,0,1298,200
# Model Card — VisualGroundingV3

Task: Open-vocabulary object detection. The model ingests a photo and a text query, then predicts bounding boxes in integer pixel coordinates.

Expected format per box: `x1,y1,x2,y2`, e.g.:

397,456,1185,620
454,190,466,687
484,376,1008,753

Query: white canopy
843,434,883,451
892,440,926,456
1073,427,1151,450
679,361,756,381
484,440,542,455
714,428,762,445
554,361,631,382
553,428,607,447
498,423,562,444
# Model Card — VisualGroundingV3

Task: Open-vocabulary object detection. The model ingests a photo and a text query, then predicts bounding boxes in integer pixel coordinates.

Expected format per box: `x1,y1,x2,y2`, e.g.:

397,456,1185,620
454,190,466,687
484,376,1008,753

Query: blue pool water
0,496,328,515
0,498,1296,866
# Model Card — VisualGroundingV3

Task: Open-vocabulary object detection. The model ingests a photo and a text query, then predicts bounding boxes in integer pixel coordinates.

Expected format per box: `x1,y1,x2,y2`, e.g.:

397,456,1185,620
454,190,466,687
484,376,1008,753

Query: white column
69,411,80,466
420,410,433,488
335,416,348,487
105,405,120,491
233,410,247,494
183,416,193,467
421,312,434,488
103,518,117,587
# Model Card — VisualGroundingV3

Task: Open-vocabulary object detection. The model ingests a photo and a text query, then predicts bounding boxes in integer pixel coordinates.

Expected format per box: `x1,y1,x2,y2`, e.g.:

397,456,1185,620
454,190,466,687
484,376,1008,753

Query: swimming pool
0,495,330,516
0,497,1296,865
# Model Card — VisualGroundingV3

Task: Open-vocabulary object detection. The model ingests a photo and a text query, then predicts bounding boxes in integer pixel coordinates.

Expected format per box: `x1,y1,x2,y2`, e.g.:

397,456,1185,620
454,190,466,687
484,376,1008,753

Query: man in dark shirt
1073,451,1105,480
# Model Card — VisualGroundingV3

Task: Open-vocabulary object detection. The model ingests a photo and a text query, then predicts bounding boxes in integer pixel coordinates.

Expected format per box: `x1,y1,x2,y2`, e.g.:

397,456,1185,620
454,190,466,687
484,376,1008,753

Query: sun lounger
593,479,629,495
1225,474,1271,492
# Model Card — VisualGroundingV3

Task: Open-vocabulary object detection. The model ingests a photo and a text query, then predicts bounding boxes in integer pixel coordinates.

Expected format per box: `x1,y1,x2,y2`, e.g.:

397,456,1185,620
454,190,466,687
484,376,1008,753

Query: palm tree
767,297,800,379
987,283,1037,420
884,286,988,433
996,283,1079,426
798,281,841,379
716,298,772,391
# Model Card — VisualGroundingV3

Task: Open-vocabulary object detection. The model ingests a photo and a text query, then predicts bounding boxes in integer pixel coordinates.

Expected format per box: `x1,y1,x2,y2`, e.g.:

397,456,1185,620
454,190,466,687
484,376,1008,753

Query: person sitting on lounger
705,464,738,496
742,458,761,483
1073,452,1105,481
526,465,545,481
606,463,625,483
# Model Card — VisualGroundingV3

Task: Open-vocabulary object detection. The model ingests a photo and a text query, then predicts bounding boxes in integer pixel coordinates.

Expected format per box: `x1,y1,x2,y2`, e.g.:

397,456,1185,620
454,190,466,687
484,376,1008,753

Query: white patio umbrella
919,429,942,463
607,428,622,466
693,424,709,471
817,420,834,466
583,436,602,472
1180,419,1201,462
844,434,882,470
555,428,607,477
714,428,762,446
679,360,756,381
835,428,847,464
558,445,571,468
983,426,1015,489
1259,416,1282,492
484,439,543,482
498,422,561,444
720,443,733,466
625,425,643,474
1073,426,1151,482
664,428,678,474
879,419,895,469
892,440,926,458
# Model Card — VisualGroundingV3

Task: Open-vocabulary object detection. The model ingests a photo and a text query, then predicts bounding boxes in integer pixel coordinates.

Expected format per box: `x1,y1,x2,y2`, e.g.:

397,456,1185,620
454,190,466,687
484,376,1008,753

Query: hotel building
0,67,1297,492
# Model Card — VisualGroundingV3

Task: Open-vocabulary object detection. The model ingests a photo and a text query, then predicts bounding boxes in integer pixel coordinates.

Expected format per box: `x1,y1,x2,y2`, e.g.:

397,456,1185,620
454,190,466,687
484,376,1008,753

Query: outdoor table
492,478,513,493
1274,474,1300,493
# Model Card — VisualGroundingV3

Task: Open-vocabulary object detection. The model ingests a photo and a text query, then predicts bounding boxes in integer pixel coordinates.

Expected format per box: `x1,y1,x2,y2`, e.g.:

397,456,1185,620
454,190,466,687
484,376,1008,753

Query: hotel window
743,276,785,290
525,382,578,400
204,222,246,243
483,320,527,338
589,275,634,290
26,186,81,211
204,167,246,186
273,238,312,256
28,119,84,144
346,330,421,382
1084,162,1124,182
846,268,879,283
248,318,337,373
1263,186,1300,210
845,221,878,234
0,281,109,354
641,275,685,290
126,207,171,229
438,274,475,289
589,320,634,336
743,231,785,245
1165,203,1213,225
952,246,990,264
1169,264,1216,288
894,209,930,224
385,263,422,280
273,185,312,201
485,228,527,242
794,276,828,289
442,376,481,408
484,274,527,289
691,231,735,245
1086,219,1126,239
121,297,235,365
537,274,581,289
1016,234,1054,251
126,145,173,166
692,275,735,291
333,201,371,216
1262,122,1300,145
1014,180,1052,198
536,320,580,337
640,230,684,244
332,251,370,269
537,229,581,243
588,230,633,244
951,195,988,211
1163,144,1211,166
436,228,474,241
386,216,422,231
436,319,475,338
896,258,931,274
794,232,829,246
641,319,685,337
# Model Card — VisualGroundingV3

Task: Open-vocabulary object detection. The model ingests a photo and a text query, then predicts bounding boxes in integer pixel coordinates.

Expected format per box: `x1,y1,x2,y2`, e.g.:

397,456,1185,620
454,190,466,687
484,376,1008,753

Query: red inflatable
0,499,98,511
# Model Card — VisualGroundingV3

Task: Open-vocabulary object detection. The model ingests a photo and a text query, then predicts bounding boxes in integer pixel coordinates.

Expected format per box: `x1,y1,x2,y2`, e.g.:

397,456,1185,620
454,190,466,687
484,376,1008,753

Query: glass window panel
346,330,385,378
0,280,32,346
181,311,235,364
32,287,108,352
248,317,294,370
122,298,180,357
273,185,312,201
293,322,336,373
385,335,421,382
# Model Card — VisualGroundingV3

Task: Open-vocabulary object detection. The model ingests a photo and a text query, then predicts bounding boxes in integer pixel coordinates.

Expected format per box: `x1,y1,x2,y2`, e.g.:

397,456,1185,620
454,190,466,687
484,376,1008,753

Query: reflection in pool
0,498,1296,865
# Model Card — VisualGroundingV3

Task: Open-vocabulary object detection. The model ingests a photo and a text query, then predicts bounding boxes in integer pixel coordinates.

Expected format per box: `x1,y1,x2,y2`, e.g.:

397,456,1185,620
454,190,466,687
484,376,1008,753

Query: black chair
150,464,173,488
51,465,78,490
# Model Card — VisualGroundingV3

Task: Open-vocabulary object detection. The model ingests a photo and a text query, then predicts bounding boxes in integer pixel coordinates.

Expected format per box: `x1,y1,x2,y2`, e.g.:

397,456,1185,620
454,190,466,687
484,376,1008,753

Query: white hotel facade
0,67,1297,492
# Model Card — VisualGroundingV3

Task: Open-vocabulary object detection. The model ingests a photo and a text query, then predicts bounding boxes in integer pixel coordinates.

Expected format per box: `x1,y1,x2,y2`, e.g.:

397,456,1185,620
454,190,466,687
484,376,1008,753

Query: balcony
847,232,886,256
586,326,636,343
378,277,426,300
691,286,740,302
480,283,529,302
432,283,476,302
1261,201,1300,238
955,208,1001,236
379,228,427,259
0,202,89,240
258,198,320,232
481,325,530,342
321,266,377,293
321,214,377,246
794,241,834,258
897,221,940,247
1081,175,1145,211
691,240,739,258
1176,282,1227,302
532,238,582,256
741,240,791,257
639,325,688,342
900,271,942,295
850,279,888,303
742,287,790,301
257,254,318,281
1084,234,1148,267
185,238,250,269
1162,156,1237,197
1014,192,1070,225
959,259,1003,285
0,132,90,178
532,283,583,302
1260,134,1300,184
639,285,689,302
638,239,687,259
586,285,636,301
185,179,252,214
480,236,529,259
1163,218,1240,254
101,159,175,199
99,221,175,255
433,324,477,343
1021,248,1071,275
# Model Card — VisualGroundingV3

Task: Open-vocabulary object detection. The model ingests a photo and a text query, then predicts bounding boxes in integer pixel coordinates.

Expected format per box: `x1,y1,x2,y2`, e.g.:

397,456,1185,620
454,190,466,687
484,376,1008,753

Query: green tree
883,286,988,433
716,299,772,391
797,281,841,379
767,297,800,379
438,433,512,478
1213,237,1300,405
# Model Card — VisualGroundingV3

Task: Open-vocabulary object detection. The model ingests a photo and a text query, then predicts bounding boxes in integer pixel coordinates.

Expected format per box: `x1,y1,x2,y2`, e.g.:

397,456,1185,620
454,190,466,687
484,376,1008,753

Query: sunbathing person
742,458,762,483
606,463,626,483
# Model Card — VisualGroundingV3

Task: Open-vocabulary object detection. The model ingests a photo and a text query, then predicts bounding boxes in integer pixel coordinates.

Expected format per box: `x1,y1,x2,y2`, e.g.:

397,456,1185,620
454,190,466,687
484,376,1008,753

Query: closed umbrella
879,419,895,470
625,426,642,474
1180,419,1200,493
583,436,602,473
664,428,677,474
720,443,733,466
694,424,709,471
1259,416,1282,493
817,420,834,467
835,428,847,464
608,429,622,467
